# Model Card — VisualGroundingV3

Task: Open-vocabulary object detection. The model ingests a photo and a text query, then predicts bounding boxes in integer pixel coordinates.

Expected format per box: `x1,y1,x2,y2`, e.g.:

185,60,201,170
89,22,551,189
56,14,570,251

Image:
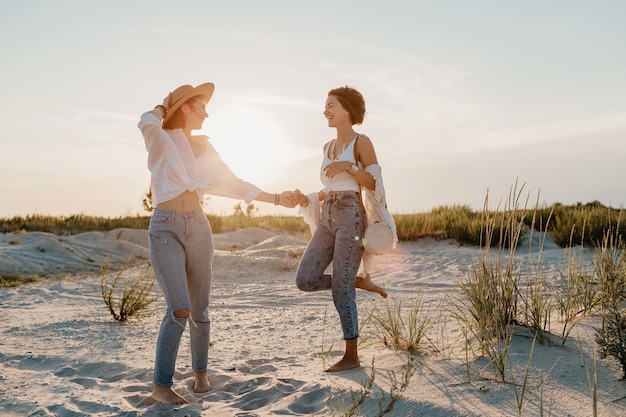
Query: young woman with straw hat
138,82,296,404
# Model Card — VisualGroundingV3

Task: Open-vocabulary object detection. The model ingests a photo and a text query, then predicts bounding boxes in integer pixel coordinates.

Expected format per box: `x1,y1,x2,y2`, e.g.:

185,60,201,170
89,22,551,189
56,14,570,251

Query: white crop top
320,137,361,193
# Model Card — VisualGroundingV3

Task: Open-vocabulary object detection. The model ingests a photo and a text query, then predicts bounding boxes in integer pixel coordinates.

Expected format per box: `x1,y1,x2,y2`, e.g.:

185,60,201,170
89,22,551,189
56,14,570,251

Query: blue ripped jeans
296,191,365,340
148,208,214,387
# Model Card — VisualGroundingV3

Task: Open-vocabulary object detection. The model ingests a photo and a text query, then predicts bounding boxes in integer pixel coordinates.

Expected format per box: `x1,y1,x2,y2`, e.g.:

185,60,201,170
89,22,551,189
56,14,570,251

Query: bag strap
352,134,367,233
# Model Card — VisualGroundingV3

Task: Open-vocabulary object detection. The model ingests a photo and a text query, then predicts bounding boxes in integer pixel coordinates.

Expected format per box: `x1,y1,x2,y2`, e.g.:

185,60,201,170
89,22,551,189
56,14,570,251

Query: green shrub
596,305,626,379
593,227,626,379
547,203,625,247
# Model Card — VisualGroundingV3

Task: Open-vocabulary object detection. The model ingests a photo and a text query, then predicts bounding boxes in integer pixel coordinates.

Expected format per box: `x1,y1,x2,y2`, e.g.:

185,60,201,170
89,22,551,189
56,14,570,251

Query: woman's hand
293,189,309,207
162,92,172,109
323,161,351,178
278,191,297,208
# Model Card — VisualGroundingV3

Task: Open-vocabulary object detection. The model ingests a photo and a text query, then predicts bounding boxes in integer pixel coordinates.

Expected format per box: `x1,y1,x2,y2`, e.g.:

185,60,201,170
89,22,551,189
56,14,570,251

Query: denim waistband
153,207,206,220
324,191,360,201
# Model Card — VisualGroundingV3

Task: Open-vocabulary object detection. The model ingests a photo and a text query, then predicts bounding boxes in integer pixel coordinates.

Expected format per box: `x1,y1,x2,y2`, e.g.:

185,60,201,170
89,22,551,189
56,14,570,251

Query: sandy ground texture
1,227,626,416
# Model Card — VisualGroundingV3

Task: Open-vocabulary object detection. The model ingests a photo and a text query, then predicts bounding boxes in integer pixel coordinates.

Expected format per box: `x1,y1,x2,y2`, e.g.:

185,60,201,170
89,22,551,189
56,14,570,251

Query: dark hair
162,96,204,130
328,86,366,125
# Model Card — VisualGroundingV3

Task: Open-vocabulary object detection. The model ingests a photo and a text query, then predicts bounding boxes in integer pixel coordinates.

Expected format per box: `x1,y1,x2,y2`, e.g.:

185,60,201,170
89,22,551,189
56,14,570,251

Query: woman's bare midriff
156,191,202,211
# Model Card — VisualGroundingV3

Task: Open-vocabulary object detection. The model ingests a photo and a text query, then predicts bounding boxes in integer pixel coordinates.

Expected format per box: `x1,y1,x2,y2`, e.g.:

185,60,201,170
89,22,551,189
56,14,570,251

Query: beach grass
368,295,432,354
434,183,626,413
3,192,626,415
594,230,626,378
0,273,42,287
2,199,624,248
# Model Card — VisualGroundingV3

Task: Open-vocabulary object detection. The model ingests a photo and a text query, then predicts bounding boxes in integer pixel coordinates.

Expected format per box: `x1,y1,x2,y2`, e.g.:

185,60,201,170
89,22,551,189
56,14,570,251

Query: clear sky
1,1,625,217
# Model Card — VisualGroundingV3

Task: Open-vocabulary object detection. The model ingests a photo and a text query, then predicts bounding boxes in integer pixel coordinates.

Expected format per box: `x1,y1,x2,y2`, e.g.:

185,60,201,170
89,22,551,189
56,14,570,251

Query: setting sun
202,104,293,186
1,1,624,219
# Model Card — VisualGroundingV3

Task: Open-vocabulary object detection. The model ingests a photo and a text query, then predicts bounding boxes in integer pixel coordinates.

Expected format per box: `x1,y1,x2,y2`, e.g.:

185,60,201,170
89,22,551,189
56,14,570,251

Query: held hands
276,189,310,208
293,189,309,207
323,161,352,178
277,191,297,208
275,189,312,208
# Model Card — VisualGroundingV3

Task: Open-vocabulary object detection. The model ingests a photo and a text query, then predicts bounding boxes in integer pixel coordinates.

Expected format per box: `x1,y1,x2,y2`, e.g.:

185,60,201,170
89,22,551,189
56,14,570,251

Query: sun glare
202,107,292,185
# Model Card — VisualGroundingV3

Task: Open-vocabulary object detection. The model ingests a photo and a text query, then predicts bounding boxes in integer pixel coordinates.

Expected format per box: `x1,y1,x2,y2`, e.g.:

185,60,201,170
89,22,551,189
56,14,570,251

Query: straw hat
163,82,215,126
362,222,394,255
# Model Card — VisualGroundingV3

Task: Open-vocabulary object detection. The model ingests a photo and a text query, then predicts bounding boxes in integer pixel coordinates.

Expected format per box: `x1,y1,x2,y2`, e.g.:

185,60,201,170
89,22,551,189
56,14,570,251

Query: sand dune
1,228,625,416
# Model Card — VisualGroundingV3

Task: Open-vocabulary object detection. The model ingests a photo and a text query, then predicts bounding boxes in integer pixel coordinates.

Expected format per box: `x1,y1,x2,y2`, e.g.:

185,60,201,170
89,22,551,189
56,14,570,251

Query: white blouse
138,111,261,205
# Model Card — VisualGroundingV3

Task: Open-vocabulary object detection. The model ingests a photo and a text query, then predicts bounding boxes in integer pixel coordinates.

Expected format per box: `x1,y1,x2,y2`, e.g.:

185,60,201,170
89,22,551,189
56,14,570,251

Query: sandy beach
1,228,625,416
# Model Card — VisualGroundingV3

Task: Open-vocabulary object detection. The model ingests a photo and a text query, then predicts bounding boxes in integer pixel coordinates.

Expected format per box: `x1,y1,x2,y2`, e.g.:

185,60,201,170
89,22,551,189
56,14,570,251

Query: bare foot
355,274,387,298
148,385,188,405
194,371,211,393
325,356,360,372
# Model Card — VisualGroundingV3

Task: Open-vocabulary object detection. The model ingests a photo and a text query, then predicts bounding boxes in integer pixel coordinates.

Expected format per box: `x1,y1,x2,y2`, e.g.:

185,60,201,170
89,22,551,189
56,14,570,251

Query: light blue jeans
296,191,365,340
148,208,214,387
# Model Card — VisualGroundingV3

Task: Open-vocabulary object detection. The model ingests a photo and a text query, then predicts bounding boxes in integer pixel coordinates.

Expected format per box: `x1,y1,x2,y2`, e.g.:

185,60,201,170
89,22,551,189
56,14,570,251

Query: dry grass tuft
100,260,160,322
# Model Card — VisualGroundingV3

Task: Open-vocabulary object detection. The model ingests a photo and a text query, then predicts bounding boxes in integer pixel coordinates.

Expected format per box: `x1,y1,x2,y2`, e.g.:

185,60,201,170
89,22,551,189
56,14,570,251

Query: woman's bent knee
174,310,190,318
296,274,312,291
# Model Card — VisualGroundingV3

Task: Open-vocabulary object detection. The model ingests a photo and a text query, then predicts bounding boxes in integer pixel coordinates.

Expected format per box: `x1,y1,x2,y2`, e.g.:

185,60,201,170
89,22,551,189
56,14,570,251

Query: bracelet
154,105,167,117
274,193,280,205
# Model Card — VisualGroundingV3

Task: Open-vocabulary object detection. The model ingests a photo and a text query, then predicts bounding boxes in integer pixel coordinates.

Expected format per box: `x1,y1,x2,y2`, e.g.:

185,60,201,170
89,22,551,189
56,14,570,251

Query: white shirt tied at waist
138,111,261,205
299,163,398,274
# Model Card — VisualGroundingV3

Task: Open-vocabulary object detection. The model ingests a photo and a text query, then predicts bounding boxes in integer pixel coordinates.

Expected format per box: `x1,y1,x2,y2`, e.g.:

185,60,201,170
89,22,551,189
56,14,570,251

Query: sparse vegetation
3,187,626,415
0,274,42,287
329,361,372,416
369,296,432,354
330,355,415,417
2,199,624,247
0,212,307,236
453,183,531,382
593,227,626,379
100,261,160,322
440,182,626,416
553,247,598,343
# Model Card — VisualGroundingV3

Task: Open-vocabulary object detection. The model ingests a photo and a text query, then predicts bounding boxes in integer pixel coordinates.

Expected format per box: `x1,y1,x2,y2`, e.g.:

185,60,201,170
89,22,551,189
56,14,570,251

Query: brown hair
162,96,204,130
328,86,366,125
